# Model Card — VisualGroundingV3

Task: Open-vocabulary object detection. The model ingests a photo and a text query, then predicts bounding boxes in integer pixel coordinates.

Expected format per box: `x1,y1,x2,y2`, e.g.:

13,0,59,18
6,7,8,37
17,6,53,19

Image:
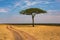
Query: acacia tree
20,8,47,27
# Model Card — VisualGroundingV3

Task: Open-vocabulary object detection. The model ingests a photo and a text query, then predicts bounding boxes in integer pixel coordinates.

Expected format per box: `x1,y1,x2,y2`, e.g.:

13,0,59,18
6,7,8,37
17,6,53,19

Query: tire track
7,25,37,40
19,30,37,40
7,26,23,40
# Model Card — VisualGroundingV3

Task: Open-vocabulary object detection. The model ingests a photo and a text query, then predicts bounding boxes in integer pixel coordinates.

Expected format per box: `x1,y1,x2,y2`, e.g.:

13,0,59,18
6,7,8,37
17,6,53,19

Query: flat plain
0,24,60,40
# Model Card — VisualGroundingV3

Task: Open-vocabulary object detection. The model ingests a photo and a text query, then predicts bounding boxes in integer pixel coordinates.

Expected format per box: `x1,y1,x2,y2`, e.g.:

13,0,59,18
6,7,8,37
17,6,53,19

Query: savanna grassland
0,24,60,40
0,24,14,40
13,25,60,40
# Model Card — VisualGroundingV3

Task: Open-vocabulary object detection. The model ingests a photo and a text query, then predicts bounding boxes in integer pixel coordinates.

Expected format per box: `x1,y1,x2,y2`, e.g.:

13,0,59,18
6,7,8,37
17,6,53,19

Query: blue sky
0,0,60,23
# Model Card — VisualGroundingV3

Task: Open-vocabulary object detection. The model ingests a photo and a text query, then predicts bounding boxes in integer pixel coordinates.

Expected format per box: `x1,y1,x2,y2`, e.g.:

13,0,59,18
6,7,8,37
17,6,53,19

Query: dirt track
7,25,37,40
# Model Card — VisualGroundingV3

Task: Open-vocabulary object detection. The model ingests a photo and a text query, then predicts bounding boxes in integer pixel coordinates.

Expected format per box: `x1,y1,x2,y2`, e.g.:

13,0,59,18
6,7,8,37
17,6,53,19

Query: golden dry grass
0,24,14,40
13,25,60,40
0,24,60,40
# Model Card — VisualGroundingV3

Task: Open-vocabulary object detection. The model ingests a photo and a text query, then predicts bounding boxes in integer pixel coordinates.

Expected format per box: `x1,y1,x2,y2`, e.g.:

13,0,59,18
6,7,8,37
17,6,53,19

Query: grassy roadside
0,25,14,40
13,25,60,40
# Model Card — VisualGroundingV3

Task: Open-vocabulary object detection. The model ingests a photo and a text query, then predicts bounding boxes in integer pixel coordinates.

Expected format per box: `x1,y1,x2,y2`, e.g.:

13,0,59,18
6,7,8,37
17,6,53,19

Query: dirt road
7,26,23,40
7,25,37,40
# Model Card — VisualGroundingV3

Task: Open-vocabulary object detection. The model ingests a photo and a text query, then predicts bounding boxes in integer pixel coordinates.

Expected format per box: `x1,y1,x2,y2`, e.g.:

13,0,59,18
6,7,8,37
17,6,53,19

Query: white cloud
14,2,21,8
10,0,54,10
25,0,37,6
21,0,54,9
21,0,39,9
48,10,60,12
47,10,60,15
0,8,8,13
42,1,54,4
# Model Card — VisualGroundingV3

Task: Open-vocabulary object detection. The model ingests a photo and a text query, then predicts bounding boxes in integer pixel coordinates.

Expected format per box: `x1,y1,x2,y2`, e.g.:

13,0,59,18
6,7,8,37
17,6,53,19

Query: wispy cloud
42,1,54,4
46,10,60,16
48,10,60,13
14,1,21,8
21,0,38,8
24,0,37,6
12,0,54,9
0,8,8,13
48,10,60,12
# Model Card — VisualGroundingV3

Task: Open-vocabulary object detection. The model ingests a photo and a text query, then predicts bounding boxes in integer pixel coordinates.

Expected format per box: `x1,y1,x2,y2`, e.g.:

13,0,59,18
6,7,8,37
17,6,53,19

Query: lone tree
20,8,47,27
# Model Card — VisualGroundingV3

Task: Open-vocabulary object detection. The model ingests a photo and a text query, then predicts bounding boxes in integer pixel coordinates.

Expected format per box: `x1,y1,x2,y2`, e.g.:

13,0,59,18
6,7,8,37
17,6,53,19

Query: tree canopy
20,8,47,15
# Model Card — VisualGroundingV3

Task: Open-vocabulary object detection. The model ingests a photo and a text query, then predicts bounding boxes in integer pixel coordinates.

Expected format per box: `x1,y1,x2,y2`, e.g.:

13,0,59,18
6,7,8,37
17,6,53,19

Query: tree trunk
32,15,34,27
